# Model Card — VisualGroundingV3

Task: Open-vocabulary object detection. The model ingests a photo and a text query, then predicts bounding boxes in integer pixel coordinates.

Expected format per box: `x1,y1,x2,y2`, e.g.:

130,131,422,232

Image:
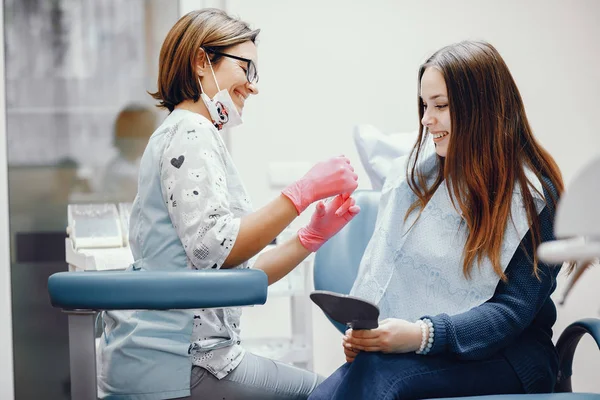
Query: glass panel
4,1,178,397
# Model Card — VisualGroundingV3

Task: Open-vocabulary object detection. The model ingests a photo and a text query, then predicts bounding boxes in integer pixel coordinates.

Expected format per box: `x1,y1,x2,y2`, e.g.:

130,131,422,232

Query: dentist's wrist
281,181,311,215
297,226,324,252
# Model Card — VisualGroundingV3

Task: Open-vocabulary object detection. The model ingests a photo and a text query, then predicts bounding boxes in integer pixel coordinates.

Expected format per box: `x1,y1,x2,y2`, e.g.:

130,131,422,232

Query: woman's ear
194,48,208,76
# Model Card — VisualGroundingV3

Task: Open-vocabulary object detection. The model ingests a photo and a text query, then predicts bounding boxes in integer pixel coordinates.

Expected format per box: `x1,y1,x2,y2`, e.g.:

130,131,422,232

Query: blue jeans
309,351,526,400
183,352,324,399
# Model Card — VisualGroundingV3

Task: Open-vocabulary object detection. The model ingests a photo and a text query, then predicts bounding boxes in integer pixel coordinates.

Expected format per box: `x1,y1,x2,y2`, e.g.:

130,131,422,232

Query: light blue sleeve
160,118,240,270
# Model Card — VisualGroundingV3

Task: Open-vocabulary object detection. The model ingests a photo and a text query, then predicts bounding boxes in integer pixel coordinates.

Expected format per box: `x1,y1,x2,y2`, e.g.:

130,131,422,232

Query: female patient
97,8,359,400
310,40,566,399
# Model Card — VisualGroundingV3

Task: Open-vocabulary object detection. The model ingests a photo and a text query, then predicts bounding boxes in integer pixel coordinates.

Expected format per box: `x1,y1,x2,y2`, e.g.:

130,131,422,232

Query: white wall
222,0,600,392
0,0,16,397
229,0,600,202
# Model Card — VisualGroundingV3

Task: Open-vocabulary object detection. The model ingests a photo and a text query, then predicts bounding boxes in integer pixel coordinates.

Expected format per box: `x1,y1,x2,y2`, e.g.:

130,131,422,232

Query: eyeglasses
207,50,259,84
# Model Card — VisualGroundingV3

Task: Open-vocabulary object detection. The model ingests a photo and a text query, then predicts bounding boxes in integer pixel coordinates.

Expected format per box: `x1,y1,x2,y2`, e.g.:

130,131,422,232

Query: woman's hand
342,338,360,363
297,194,360,252
282,156,359,214
343,318,423,354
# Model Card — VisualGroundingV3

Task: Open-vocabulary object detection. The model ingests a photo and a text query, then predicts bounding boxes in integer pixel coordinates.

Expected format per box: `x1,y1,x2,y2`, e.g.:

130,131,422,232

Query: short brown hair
149,8,260,112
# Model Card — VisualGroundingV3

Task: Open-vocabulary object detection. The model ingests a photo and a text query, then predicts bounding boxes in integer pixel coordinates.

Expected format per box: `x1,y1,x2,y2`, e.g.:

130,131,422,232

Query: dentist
97,8,359,400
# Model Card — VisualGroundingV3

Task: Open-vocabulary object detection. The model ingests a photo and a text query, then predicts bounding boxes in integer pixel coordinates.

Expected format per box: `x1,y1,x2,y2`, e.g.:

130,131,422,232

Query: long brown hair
407,41,564,280
150,8,260,112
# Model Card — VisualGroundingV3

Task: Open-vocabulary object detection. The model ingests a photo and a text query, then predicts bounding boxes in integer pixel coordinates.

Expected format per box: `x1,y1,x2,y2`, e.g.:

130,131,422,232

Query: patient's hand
342,336,360,363
343,318,422,354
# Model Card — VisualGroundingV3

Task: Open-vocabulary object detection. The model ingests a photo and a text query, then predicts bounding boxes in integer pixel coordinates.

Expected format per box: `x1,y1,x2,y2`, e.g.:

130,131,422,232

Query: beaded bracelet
415,318,434,355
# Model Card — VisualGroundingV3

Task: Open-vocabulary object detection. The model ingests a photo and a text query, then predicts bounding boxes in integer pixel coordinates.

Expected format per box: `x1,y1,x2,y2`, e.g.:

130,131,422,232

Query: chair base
67,311,98,400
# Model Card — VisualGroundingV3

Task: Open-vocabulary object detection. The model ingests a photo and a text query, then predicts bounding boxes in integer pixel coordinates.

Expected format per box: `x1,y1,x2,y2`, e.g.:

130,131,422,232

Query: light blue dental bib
350,151,545,322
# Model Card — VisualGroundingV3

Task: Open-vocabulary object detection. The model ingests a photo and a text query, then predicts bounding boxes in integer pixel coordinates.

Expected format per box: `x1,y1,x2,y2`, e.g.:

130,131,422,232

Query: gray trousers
181,352,325,400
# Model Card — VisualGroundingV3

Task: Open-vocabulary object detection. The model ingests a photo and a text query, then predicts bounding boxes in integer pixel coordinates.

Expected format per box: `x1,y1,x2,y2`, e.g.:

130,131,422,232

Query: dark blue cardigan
424,180,561,393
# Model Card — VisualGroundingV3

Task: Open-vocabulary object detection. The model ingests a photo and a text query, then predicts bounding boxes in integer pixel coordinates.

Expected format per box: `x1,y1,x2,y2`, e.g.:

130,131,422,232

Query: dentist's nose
247,82,259,95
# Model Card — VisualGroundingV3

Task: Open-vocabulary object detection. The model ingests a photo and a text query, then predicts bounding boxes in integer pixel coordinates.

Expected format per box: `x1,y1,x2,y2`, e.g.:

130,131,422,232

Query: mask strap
197,76,205,94
205,54,221,92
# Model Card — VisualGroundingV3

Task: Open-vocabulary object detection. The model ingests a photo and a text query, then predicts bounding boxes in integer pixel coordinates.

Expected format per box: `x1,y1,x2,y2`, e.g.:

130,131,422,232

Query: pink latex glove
282,156,359,215
298,194,361,252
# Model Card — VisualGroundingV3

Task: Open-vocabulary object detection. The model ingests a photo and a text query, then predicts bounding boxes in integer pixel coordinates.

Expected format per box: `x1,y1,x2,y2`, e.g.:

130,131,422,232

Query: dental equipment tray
66,202,134,271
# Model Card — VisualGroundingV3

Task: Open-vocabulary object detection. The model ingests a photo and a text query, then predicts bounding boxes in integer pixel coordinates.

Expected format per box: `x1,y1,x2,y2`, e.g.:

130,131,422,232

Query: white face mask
197,55,243,130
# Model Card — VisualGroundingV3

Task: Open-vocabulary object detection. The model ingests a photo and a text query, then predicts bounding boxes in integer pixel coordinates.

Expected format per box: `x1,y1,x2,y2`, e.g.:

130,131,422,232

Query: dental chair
313,156,600,399
48,269,267,400
47,203,268,400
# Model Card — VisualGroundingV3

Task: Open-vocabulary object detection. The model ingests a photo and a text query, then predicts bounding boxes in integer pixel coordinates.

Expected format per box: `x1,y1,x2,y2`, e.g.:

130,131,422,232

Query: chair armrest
48,269,268,311
555,318,600,392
